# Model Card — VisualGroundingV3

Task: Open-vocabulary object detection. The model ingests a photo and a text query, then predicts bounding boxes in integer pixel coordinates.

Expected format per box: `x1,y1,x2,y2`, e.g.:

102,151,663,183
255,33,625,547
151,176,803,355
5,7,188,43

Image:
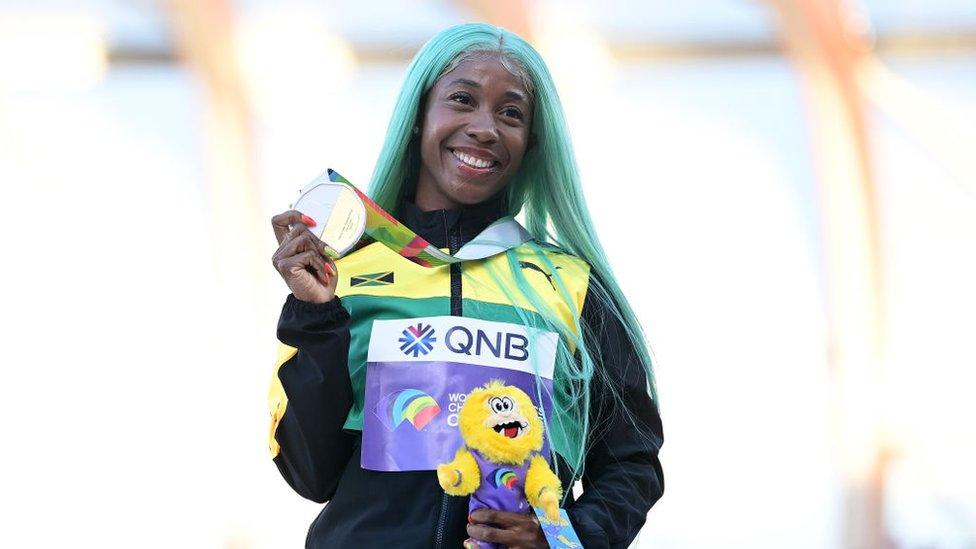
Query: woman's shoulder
516,240,592,276
509,241,593,318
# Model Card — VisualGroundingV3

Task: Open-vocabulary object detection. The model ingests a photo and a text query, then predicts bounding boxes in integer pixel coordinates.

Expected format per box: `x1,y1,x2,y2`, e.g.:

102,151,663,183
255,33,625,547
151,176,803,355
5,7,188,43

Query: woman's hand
467,509,548,549
271,210,338,304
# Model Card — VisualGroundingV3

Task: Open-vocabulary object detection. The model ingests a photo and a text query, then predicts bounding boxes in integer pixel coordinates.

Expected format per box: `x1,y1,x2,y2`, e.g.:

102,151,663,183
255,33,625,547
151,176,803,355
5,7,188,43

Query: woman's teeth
452,149,495,169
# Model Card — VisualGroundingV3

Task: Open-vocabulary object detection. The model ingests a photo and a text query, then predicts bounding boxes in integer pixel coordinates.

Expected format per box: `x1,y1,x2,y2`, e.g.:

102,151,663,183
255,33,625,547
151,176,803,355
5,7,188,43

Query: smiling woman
416,52,533,209
268,23,663,549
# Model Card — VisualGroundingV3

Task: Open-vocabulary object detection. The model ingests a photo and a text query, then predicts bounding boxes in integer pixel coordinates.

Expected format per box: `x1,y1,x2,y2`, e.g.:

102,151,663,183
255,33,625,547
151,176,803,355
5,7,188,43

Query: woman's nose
465,111,499,143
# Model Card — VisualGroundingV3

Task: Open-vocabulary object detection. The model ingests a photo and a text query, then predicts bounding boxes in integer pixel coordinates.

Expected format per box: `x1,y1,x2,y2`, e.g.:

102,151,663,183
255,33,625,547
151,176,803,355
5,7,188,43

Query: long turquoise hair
366,23,658,485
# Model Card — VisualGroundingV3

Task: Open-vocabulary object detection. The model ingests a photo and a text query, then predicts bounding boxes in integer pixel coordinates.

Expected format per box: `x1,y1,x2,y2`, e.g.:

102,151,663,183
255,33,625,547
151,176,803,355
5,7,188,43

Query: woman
268,23,663,549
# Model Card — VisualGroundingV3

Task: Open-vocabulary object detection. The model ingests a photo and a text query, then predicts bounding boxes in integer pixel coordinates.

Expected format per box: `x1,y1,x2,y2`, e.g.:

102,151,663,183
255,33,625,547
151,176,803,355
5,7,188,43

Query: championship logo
399,322,436,357
489,467,519,490
375,388,441,431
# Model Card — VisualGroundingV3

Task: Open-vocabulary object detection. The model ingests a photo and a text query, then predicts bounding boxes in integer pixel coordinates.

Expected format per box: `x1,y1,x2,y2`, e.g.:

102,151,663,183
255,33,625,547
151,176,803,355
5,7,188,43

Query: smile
492,420,527,438
451,148,499,171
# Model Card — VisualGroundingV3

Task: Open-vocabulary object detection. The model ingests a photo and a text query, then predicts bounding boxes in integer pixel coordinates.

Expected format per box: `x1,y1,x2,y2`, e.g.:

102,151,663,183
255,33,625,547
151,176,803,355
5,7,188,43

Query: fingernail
325,263,335,277
467,514,473,524
323,245,340,259
301,214,316,227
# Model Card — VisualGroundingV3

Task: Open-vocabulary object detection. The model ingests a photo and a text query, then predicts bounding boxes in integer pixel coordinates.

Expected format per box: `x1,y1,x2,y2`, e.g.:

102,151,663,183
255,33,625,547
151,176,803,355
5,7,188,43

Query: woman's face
414,55,533,210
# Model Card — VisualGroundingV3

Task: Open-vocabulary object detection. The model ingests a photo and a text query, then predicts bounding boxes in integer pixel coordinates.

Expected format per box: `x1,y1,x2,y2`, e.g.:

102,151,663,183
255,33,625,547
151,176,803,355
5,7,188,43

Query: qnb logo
399,323,437,357
445,326,529,361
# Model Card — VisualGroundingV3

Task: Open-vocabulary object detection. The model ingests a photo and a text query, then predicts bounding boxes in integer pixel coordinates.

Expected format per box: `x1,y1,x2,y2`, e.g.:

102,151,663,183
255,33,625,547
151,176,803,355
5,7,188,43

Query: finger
306,253,326,285
278,250,321,277
322,252,338,277
471,509,519,528
282,222,308,246
466,524,517,546
321,242,341,260
308,253,333,285
284,226,338,259
272,210,316,245
272,211,302,244
274,233,309,265
277,230,325,260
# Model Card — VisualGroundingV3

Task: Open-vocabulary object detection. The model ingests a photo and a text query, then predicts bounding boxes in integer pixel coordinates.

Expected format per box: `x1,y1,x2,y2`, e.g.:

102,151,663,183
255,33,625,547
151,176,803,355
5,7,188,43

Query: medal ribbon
326,169,532,267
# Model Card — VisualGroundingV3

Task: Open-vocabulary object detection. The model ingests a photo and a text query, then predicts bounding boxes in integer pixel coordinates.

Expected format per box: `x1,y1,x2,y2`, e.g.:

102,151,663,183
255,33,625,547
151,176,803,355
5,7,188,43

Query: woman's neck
412,180,462,212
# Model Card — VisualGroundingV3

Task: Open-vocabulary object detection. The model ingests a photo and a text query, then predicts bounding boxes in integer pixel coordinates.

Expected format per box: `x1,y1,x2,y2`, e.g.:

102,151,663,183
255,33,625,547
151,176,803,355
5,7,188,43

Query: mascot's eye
489,397,506,413
501,397,515,412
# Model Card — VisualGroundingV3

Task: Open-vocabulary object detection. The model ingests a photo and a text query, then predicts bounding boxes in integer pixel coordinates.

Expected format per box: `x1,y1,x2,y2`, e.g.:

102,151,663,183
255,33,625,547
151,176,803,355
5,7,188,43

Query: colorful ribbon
326,169,532,267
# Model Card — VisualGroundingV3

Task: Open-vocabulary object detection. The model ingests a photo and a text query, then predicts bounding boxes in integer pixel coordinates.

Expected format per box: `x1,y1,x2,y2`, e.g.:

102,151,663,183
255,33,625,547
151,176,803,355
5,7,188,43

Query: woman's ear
412,96,428,140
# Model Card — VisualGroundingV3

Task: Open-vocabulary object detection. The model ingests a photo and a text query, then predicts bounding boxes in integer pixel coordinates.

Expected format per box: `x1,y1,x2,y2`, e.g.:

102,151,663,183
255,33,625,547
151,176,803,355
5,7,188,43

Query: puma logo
518,261,561,290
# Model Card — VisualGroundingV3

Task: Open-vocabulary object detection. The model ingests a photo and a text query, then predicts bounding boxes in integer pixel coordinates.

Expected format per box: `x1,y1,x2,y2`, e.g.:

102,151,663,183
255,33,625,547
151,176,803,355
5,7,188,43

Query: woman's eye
502,107,524,120
449,92,472,105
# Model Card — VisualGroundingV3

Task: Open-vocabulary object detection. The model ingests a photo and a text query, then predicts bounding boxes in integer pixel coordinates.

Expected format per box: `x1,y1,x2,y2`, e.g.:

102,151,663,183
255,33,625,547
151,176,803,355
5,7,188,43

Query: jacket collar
399,189,509,250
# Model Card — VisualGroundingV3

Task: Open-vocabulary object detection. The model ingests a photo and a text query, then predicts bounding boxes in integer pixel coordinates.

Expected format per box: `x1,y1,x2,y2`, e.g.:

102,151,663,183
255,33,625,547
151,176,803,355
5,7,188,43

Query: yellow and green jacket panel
268,240,590,456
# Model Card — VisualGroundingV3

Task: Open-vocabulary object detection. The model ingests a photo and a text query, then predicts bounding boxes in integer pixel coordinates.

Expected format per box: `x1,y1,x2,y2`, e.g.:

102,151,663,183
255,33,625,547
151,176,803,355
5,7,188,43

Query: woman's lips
449,148,499,177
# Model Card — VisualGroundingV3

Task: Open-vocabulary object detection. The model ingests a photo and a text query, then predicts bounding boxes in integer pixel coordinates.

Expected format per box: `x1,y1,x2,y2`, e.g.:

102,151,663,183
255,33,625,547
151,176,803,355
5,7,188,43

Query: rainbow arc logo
399,322,436,357
375,388,441,431
489,467,519,490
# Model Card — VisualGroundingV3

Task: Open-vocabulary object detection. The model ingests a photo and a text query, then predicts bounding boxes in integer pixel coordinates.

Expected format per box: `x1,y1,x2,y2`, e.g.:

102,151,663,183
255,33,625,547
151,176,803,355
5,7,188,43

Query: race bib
361,316,558,472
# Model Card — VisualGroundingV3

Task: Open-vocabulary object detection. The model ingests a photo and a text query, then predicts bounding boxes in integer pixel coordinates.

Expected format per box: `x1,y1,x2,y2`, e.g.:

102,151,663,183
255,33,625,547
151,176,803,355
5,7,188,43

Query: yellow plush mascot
437,380,562,548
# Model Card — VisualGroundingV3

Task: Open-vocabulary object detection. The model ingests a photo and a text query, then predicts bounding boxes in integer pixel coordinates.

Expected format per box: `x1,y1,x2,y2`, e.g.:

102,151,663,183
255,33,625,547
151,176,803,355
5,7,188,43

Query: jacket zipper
434,215,464,549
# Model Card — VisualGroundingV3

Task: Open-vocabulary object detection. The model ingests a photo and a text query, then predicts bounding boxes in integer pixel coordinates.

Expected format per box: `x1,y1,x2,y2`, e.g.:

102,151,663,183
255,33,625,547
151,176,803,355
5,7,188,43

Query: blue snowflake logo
399,323,437,357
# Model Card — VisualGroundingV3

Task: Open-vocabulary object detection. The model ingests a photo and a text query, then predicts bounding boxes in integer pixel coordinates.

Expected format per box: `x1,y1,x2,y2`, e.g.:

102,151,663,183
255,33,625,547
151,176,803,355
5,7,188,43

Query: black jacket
273,193,664,548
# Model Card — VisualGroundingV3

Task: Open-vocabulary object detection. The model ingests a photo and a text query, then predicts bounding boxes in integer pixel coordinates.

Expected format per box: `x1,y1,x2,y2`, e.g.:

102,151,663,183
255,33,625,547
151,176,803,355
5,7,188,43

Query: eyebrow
447,78,528,103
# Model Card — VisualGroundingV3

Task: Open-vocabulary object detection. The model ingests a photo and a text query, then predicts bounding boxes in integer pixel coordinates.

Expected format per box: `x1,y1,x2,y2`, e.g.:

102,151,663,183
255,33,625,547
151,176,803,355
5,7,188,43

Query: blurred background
1,0,974,547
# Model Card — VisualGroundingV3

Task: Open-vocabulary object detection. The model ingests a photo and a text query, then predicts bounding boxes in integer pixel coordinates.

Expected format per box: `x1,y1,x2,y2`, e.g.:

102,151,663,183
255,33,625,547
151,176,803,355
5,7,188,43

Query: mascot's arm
437,448,481,496
525,454,562,521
